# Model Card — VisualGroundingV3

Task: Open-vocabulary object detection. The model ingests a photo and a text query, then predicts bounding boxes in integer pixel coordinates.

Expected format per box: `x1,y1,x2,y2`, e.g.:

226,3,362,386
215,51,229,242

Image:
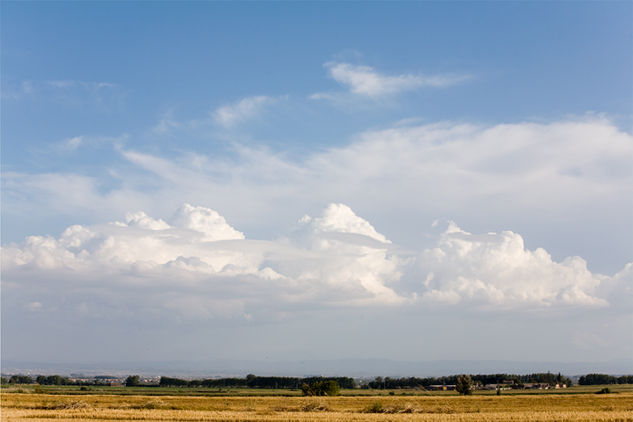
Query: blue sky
2,2,632,370
4,2,631,157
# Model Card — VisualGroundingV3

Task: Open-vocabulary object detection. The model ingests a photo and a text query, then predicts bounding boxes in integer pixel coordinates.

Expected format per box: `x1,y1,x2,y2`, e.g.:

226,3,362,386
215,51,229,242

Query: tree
9,375,33,384
456,374,473,395
125,375,140,387
301,380,340,396
46,375,64,385
159,376,188,387
579,374,618,385
321,380,340,396
301,383,313,396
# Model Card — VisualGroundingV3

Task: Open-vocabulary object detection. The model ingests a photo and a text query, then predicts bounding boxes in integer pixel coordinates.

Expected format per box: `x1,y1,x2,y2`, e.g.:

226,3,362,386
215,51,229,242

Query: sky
1,2,632,372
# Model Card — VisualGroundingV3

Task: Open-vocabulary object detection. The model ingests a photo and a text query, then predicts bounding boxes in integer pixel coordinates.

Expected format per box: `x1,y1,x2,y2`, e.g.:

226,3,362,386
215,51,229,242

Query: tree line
158,374,355,389
366,372,574,389
578,374,633,385
3,372,633,387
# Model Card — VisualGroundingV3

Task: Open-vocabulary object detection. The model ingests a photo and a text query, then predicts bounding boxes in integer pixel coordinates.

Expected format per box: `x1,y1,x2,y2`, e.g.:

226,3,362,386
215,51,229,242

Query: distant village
425,382,567,391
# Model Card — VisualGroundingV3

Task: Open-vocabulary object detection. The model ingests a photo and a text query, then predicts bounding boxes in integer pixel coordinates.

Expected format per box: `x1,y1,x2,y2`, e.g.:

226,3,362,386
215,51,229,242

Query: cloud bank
4,117,631,278
3,203,628,323
3,115,631,361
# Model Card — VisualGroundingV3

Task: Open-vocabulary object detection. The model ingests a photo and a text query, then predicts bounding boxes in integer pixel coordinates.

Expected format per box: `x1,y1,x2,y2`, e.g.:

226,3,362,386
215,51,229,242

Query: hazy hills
2,358,632,378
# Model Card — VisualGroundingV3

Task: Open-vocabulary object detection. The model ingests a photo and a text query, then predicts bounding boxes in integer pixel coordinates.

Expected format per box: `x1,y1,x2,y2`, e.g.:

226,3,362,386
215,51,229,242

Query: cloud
416,223,609,308
152,116,181,135
213,96,277,128
3,172,107,214
2,79,123,109
311,62,469,98
150,98,284,136
172,203,245,241
2,203,627,326
46,80,117,91
1,204,405,322
26,301,42,311
62,136,84,150
2,81,35,100
4,117,631,279
52,80,119,102
597,262,633,309
301,203,390,243
56,134,127,152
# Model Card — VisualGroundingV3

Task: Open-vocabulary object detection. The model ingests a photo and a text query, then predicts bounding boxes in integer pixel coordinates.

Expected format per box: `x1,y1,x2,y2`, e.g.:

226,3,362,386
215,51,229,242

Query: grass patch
37,399,92,410
301,401,330,412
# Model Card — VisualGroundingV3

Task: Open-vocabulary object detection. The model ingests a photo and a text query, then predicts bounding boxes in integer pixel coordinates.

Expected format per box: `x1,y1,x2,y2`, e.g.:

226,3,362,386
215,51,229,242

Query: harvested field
2,392,633,421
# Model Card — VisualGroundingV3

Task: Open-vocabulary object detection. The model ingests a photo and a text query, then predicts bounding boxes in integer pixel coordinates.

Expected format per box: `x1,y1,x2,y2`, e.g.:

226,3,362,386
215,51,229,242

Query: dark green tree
9,375,33,384
125,375,140,387
46,375,64,385
321,380,340,396
301,382,313,396
159,376,188,387
456,374,473,395
301,380,340,396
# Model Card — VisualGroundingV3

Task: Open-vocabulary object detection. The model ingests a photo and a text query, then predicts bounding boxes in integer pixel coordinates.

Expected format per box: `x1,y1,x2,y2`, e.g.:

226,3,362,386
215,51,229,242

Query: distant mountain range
2,358,632,378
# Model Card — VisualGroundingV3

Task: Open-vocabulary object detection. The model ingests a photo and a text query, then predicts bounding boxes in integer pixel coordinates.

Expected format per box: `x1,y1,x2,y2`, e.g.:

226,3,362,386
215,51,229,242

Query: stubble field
2,390,633,421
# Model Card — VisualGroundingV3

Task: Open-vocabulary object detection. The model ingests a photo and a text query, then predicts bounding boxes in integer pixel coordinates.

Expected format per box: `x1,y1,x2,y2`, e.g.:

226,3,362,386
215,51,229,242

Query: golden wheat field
2,392,633,421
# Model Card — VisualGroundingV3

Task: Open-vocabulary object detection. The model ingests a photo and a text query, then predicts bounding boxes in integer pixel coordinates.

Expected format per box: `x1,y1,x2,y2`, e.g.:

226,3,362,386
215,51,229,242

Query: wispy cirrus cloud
311,62,470,99
213,95,279,128
57,134,127,152
148,96,280,135
61,136,84,151
2,79,123,109
46,80,116,90
1,81,35,100
151,109,182,135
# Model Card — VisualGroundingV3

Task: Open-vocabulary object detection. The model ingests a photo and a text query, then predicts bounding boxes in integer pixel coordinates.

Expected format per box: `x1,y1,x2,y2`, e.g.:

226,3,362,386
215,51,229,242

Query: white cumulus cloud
1,204,406,320
2,203,628,325
301,203,390,243
417,223,609,308
3,117,631,294
172,203,245,241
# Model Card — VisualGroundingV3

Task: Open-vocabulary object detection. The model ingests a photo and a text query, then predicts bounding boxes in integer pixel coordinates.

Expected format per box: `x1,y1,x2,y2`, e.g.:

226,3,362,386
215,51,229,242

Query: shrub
365,402,384,413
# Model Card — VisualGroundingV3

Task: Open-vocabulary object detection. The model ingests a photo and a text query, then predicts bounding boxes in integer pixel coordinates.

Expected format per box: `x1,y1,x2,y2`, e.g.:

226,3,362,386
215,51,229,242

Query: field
2,386,633,421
